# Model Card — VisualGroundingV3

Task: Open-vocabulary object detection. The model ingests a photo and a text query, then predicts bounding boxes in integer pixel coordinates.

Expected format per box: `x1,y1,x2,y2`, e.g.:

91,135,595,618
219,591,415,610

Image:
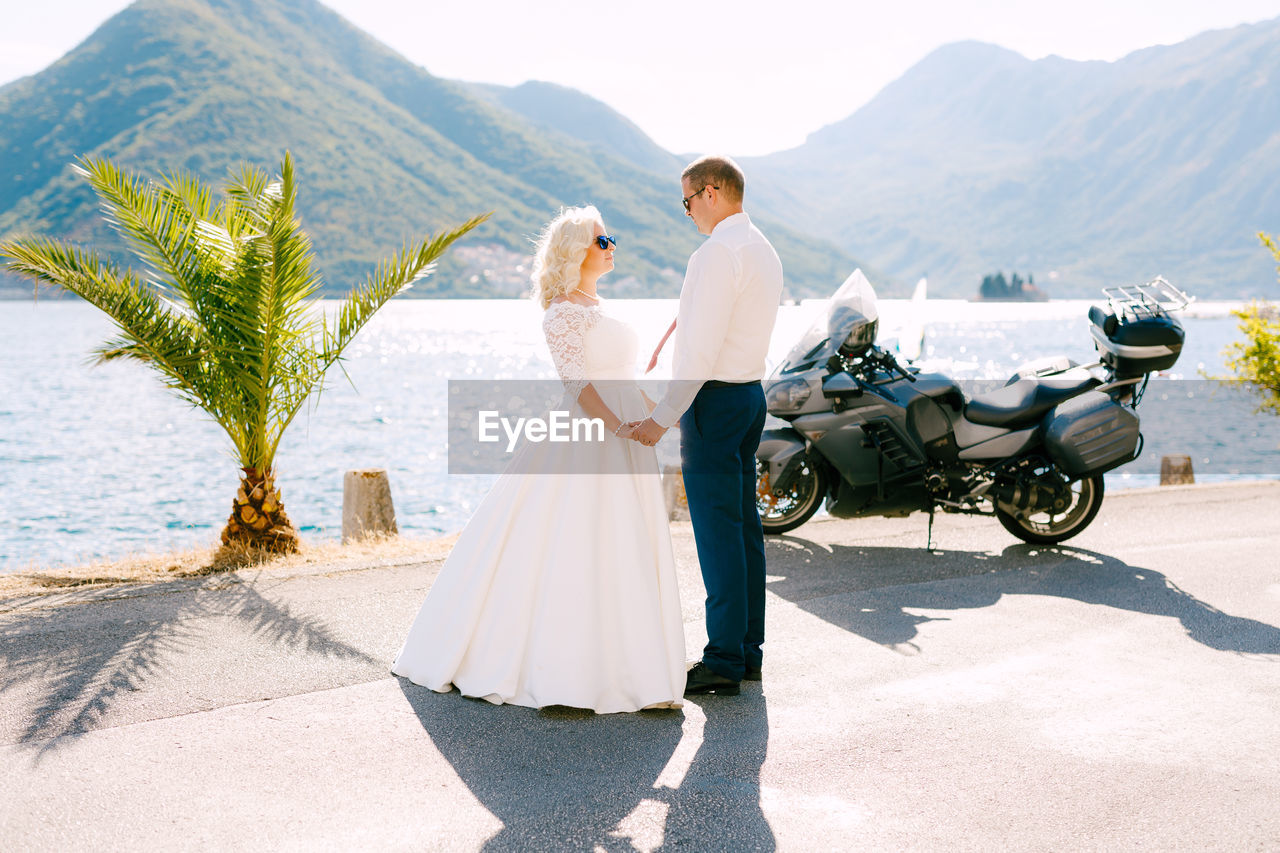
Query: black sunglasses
594,234,617,250
682,185,719,212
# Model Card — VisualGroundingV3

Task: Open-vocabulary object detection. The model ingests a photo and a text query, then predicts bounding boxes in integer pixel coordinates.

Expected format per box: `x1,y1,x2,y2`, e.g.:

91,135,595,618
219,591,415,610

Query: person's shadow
396,681,775,851
657,688,774,851
762,535,1280,656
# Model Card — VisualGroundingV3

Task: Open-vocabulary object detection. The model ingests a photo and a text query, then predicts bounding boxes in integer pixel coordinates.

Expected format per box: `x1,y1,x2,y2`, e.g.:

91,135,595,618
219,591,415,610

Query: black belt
702,379,760,388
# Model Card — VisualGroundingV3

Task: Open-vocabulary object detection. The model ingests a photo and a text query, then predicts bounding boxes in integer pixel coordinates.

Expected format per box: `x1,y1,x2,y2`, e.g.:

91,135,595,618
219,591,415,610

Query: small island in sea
974,271,1050,302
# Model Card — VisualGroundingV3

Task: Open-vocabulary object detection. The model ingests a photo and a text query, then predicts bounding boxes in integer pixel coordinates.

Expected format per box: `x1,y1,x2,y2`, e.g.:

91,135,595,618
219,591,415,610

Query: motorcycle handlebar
875,349,916,382
831,348,917,387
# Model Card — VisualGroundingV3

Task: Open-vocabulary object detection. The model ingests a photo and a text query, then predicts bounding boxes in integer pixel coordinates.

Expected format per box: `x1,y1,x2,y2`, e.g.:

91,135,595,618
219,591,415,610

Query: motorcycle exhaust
990,480,1068,513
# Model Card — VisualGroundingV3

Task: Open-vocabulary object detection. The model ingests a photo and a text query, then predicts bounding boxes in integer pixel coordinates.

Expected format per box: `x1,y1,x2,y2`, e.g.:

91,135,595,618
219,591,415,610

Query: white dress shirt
650,212,784,429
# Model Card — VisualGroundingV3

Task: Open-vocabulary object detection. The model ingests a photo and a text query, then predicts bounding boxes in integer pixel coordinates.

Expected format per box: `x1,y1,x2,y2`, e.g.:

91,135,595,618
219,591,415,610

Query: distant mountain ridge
745,18,1280,298
464,80,684,178
4,3,1274,301
0,0,860,299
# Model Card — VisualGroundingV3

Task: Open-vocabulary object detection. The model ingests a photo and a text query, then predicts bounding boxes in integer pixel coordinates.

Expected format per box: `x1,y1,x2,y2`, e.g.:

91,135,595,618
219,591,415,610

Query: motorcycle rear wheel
995,474,1105,544
756,457,827,535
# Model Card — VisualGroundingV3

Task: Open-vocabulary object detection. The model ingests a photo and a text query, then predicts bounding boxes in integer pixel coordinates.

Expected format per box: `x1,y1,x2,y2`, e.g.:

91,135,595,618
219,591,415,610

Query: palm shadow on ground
396,680,774,851
761,535,1280,656
0,577,378,755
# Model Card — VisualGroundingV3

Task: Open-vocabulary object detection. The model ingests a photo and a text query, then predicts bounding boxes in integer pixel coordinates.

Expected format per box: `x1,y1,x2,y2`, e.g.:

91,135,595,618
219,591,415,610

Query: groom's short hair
683,156,745,204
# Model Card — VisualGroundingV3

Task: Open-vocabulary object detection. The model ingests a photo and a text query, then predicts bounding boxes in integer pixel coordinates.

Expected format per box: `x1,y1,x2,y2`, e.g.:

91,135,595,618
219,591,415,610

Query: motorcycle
755,271,1191,544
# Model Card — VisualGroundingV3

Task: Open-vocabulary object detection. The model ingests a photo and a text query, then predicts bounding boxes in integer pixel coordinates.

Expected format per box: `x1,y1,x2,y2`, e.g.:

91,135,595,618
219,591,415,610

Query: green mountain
0,0,862,300
746,19,1280,299
457,78,898,294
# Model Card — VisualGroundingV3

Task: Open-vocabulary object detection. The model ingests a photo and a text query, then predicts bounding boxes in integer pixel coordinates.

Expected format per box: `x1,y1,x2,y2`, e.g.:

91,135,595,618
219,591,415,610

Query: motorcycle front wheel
995,474,1105,544
756,456,827,535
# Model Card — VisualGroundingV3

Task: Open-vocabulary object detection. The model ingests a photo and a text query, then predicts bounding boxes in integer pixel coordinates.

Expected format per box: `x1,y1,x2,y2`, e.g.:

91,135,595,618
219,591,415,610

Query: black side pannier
1042,390,1140,477
1088,305,1184,378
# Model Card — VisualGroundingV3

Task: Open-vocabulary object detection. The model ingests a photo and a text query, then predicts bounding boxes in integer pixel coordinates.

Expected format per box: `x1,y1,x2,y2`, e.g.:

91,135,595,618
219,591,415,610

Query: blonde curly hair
530,205,604,309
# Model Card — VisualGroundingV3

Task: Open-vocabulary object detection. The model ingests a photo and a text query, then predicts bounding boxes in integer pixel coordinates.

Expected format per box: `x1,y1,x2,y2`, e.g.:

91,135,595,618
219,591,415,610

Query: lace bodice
542,300,640,397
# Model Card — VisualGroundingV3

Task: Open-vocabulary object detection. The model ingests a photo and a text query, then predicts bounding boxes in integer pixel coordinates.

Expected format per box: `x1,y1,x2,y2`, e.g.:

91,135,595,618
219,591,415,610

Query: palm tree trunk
220,467,300,553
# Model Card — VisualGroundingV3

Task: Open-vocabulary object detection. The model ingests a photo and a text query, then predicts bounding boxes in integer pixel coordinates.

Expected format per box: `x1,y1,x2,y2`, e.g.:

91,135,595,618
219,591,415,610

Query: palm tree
1,152,488,554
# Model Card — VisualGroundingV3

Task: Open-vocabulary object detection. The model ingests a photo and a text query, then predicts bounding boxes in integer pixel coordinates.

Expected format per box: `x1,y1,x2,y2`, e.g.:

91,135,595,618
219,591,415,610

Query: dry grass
0,532,459,600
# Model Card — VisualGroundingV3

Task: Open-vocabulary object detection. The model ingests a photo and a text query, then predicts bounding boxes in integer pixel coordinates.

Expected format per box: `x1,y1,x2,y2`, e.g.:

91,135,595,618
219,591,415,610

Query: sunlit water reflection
1,296,1272,570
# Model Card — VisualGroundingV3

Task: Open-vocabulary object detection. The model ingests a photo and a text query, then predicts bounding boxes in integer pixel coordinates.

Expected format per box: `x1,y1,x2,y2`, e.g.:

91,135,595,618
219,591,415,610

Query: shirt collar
710,211,750,237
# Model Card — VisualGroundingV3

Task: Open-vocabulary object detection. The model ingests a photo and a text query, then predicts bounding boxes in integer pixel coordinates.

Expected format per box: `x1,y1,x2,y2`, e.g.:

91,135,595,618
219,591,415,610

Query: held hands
623,417,668,447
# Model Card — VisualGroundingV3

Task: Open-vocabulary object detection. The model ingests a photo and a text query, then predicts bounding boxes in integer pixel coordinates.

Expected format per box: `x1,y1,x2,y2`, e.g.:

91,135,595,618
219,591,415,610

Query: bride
391,205,686,713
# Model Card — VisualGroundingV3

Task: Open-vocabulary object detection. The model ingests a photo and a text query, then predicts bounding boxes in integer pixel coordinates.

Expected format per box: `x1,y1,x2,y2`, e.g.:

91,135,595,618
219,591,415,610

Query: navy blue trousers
679,383,768,681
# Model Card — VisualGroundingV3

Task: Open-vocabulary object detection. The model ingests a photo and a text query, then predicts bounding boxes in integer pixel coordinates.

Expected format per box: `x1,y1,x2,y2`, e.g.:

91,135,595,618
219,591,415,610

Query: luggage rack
1100,276,1193,320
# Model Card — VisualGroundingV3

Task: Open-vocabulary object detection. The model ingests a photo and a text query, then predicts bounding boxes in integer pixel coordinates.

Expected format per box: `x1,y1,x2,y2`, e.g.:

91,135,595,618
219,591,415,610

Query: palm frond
321,212,491,370
1,236,215,411
223,161,272,240
74,156,203,293
75,156,248,348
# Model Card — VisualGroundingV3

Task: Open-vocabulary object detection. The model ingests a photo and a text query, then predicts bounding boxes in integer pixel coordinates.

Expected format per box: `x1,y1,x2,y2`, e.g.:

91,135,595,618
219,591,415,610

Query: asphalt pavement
1,481,1278,851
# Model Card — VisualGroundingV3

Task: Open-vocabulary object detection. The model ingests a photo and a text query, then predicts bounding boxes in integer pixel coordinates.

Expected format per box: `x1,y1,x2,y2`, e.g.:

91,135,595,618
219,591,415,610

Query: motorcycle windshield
775,269,879,375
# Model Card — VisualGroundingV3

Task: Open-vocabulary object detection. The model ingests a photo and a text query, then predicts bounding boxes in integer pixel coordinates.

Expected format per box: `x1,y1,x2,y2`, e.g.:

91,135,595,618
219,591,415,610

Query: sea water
1,297,1275,570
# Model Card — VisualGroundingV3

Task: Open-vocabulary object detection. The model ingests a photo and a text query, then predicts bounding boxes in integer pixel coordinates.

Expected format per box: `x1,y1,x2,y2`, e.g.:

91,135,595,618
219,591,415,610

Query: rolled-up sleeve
650,243,737,428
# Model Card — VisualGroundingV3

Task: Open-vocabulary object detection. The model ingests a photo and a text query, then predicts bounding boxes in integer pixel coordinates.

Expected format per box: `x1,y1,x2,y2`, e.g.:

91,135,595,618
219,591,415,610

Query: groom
629,155,784,696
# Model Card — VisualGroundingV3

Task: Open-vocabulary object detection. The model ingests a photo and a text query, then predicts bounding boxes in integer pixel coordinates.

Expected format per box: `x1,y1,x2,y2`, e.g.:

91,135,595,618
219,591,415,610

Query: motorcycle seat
964,376,1101,428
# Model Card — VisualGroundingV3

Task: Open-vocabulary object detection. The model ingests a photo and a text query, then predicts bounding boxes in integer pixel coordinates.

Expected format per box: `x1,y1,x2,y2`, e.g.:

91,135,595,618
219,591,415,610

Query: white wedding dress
392,300,686,712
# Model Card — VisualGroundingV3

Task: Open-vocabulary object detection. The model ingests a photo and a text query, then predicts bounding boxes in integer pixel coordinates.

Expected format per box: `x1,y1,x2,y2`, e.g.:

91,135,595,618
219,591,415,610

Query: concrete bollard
343,469,398,543
662,465,690,522
1160,455,1195,486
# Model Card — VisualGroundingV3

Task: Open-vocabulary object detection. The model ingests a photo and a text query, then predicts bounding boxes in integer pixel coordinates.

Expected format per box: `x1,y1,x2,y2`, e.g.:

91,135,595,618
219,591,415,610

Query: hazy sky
3,0,1279,156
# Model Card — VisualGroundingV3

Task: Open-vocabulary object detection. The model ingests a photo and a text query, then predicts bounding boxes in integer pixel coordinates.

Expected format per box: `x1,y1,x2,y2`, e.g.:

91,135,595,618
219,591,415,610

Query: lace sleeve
542,303,595,399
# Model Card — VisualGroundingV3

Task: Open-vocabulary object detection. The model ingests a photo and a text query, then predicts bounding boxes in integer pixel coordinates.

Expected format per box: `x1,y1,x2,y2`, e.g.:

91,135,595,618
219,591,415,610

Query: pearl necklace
572,287,599,302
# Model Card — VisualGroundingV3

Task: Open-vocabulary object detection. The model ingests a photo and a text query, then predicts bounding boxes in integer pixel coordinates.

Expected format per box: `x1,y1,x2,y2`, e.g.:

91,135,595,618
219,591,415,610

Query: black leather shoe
744,663,762,682
684,662,740,696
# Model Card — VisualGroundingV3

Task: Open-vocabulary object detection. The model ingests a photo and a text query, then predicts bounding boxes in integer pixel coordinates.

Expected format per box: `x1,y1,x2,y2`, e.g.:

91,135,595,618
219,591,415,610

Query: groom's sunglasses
594,235,617,250
682,185,718,211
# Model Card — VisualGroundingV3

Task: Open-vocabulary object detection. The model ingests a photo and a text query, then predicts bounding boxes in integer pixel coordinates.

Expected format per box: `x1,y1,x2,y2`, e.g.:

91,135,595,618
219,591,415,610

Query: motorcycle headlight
765,378,812,413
